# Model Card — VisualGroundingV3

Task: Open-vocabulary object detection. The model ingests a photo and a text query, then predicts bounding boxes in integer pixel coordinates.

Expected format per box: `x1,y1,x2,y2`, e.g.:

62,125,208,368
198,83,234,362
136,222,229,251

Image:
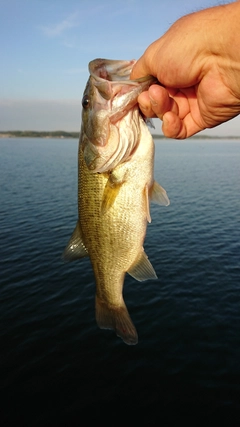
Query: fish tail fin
95,296,138,345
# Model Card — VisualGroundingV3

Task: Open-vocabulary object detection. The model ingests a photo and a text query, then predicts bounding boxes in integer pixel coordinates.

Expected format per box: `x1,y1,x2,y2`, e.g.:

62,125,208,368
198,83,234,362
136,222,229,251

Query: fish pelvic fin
62,220,88,261
127,248,157,281
95,296,138,345
150,181,170,206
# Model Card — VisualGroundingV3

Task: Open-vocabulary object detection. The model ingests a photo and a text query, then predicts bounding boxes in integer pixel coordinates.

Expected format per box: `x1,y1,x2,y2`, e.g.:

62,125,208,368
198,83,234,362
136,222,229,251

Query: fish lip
89,58,157,102
89,58,136,82
89,57,157,84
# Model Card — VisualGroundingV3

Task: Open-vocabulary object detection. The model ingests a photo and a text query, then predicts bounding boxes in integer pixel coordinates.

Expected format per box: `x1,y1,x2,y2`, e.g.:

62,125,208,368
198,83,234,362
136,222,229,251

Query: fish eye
82,95,90,109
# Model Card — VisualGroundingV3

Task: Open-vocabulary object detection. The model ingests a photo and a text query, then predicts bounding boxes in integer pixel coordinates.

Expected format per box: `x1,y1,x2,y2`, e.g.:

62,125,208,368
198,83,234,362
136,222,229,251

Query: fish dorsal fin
62,221,88,261
151,181,170,206
127,249,157,281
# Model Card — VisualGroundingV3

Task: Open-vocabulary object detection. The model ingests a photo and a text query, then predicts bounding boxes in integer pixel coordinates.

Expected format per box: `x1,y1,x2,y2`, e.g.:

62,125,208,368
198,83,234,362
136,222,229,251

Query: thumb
130,55,153,80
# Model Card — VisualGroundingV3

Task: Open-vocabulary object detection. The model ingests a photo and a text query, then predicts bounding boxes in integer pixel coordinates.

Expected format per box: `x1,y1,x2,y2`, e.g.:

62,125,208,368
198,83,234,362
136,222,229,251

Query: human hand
131,2,240,139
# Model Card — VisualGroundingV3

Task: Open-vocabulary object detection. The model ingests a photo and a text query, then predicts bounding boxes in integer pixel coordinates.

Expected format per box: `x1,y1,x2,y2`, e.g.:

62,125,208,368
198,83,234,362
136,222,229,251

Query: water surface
1,137,240,425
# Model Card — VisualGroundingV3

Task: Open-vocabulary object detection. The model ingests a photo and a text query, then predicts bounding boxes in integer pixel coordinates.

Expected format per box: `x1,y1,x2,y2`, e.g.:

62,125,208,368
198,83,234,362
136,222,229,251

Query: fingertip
162,112,187,139
137,92,156,118
148,85,179,121
162,114,169,130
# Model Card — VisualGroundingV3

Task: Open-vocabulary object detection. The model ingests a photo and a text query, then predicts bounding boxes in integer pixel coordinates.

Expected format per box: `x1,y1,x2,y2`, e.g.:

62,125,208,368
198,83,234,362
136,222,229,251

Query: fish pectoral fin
127,249,157,281
144,184,151,223
95,296,138,345
62,220,88,261
150,181,170,206
101,174,123,214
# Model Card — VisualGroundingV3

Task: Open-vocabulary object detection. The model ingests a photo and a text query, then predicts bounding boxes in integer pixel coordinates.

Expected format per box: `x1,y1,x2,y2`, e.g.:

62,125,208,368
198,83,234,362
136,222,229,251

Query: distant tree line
0,130,238,139
0,130,80,138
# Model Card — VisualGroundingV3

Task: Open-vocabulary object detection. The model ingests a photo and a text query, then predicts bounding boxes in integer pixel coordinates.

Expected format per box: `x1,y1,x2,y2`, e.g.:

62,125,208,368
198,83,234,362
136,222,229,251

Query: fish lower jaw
95,295,138,345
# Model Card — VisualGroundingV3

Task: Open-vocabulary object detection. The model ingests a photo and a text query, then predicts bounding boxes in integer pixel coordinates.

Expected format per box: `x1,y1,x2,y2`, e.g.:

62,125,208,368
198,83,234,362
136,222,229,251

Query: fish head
81,58,157,173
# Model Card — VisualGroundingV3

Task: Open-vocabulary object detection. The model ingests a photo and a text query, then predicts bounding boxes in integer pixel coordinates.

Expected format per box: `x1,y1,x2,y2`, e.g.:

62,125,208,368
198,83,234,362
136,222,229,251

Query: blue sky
1,0,239,136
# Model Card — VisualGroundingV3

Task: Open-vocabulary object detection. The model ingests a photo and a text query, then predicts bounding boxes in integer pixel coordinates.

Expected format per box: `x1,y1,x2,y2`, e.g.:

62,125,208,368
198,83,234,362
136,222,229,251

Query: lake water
1,137,240,425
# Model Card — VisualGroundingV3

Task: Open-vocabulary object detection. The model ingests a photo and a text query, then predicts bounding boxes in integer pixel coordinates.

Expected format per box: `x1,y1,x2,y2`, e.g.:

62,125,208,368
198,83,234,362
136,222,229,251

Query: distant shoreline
0,131,80,139
0,131,240,140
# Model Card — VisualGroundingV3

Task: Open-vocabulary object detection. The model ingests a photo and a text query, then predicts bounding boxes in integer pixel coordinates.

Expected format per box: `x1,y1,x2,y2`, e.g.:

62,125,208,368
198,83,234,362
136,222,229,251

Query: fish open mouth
82,58,157,173
89,58,157,121
89,58,137,83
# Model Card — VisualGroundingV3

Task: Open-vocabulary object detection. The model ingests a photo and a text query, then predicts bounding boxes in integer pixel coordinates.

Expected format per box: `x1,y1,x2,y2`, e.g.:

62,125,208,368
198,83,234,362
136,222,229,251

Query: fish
63,58,170,345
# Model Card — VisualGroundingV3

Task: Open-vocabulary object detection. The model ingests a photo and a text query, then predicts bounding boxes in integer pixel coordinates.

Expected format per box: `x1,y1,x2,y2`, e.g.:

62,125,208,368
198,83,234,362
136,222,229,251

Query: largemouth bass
63,58,170,345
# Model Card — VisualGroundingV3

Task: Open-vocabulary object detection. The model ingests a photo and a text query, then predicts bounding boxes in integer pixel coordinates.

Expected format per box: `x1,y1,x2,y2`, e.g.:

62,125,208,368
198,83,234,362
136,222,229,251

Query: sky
1,0,239,136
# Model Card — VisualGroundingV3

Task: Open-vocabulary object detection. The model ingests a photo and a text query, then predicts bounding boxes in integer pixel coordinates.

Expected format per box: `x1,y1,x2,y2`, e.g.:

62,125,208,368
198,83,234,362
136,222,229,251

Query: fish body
63,59,170,345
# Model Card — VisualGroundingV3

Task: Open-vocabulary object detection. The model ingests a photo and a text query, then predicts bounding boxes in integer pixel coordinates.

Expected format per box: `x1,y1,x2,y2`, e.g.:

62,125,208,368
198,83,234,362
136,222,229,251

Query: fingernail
139,104,148,112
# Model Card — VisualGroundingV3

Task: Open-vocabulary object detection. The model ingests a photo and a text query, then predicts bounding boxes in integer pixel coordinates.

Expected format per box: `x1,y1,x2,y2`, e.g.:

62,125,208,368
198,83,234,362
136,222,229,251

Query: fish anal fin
151,181,170,206
62,220,88,261
127,248,157,281
95,296,138,345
